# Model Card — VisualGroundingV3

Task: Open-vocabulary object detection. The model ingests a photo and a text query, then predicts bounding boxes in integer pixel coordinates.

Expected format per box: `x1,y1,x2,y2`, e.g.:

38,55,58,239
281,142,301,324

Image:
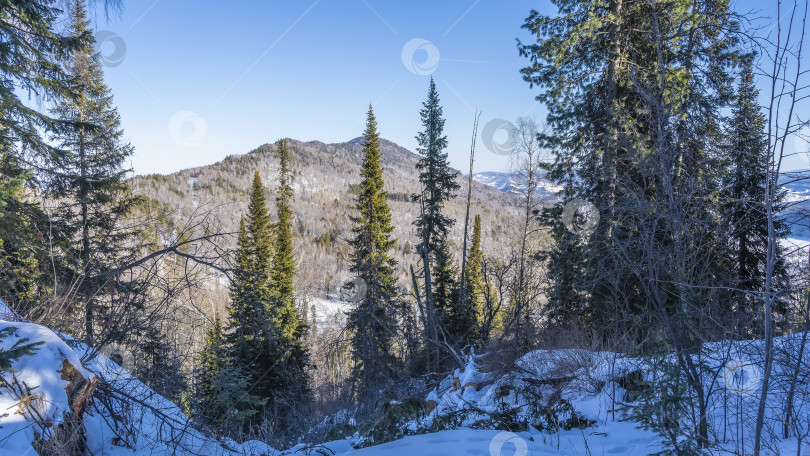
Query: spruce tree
723,55,789,334
51,0,139,344
196,313,266,435
519,0,739,340
346,106,401,400
520,1,740,447
434,242,475,350
227,215,266,367
539,170,588,327
0,152,51,308
412,78,460,370
197,315,227,421
0,0,88,175
0,0,91,315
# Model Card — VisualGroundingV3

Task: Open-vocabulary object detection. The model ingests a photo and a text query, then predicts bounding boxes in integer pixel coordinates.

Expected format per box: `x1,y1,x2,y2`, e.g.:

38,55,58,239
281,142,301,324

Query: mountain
472,170,563,199
131,138,529,320
473,169,810,242
781,171,810,241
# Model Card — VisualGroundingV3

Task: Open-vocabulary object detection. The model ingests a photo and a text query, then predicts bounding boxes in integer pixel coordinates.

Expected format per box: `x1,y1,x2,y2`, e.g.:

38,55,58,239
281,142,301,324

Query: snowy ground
2,297,810,455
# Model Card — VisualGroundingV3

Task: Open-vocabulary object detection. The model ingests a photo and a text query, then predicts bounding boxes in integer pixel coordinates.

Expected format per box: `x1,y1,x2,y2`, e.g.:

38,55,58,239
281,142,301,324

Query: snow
0,320,94,453
308,297,352,331
0,298,277,456
188,176,199,207
2,295,810,455
473,171,564,199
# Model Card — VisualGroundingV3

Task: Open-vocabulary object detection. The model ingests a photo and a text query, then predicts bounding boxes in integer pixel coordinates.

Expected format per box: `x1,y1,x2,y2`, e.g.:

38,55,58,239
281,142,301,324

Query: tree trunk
79,127,94,348
783,247,810,438
458,112,479,317
599,0,622,243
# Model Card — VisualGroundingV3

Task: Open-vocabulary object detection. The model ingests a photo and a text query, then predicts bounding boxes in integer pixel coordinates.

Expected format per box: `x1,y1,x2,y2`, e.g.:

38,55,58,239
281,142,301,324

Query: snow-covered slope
407,341,810,455
0,300,274,456
3,295,809,455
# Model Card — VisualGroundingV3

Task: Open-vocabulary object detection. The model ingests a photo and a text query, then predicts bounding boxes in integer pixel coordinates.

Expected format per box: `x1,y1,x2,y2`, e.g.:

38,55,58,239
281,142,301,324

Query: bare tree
498,118,547,348
755,2,810,452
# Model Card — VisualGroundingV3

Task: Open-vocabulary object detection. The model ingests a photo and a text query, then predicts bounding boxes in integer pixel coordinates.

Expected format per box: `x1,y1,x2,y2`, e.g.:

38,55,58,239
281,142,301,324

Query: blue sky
88,0,805,176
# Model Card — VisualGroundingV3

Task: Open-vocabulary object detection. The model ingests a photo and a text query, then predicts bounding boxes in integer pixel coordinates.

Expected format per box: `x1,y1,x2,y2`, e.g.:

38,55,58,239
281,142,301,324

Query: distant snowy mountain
780,172,810,241
472,171,563,199
474,170,810,241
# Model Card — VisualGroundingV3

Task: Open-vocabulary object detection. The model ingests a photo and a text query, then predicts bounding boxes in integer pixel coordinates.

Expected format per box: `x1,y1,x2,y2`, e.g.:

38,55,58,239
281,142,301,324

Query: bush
357,398,426,446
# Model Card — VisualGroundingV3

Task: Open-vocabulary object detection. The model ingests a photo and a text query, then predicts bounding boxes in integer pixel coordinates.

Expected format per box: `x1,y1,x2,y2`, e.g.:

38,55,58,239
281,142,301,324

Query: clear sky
87,0,805,176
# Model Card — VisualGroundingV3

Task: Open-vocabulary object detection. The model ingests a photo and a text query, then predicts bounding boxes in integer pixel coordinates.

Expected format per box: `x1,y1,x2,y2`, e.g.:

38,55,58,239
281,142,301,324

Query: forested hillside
130,137,526,316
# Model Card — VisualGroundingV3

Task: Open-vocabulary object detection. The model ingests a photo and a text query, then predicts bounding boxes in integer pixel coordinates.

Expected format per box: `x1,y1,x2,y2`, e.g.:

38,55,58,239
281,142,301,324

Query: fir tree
0,0,90,315
434,242,474,350
270,139,300,338
519,0,739,339
247,171,274,282
0,0,88,174
225,173,276,430
196,313,267,436
346,106,401,400
540,171,588,327
519,0,740,447
0,327,44,373
268,138,310,428
412,78,460,370
463,214,486,342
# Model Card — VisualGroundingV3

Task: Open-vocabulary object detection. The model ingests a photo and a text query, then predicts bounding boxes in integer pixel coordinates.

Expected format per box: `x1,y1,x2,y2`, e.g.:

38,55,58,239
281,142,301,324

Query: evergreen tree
540,172,588,327
0,153,52,308
0,0,91,316
723,55,789,334
434,242,474,350
225,174,276,429
247,171,274,282
270,139,300,339
267,138,310,427
198,315,226,410
412,78,460,370
463,214,486,342
0,0,88,174
51,0,139,345
346,106,401,400
519,0,740,447
519,0,739,340
196,313,267,436
0,327,44,372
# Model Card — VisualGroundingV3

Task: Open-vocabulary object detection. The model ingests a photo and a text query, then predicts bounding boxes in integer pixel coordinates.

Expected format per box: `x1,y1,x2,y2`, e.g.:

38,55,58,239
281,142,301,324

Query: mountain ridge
131,137,533,319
